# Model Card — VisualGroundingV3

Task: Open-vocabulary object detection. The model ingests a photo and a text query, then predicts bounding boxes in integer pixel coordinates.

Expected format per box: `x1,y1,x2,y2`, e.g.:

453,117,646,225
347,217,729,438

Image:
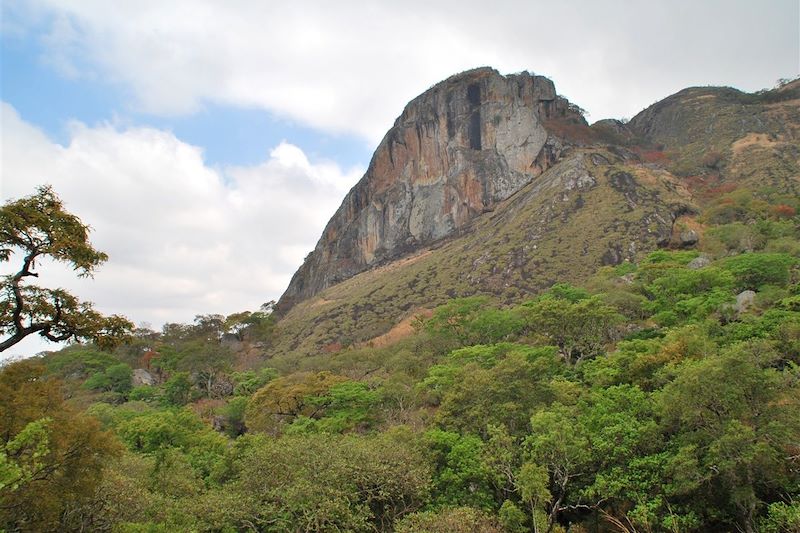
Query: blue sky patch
2,27,373,170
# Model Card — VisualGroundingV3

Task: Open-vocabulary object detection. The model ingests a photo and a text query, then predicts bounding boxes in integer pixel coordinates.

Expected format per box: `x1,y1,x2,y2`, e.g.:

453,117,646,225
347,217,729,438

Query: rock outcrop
277,67,583,312
266,72,798,357
132,368,156,386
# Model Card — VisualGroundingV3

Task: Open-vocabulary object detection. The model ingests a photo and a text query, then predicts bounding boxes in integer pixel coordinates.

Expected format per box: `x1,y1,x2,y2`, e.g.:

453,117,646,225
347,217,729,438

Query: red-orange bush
771,204,797,218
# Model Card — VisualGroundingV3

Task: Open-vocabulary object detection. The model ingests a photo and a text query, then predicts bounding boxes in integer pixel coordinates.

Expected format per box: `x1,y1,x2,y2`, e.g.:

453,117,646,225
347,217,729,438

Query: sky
1,0,798,358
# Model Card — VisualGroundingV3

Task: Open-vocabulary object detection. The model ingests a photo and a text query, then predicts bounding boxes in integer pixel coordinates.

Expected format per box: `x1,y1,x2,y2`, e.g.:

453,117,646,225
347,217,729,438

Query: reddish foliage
322,342,343,353
638,150,670,164
139,350,159,370
543,118,597,144
771,204,797,218
683,175,706,191
706,182,738,196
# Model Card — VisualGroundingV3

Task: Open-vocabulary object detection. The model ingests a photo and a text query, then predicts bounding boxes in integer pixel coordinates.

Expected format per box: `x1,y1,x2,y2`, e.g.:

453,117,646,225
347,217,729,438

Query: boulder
735,290,757,313
680,229,699,246
132,368,156,387
687,254,712,269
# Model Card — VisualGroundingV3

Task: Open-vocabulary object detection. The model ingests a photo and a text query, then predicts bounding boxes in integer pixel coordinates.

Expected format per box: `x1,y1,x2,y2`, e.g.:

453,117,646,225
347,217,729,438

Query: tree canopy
0,186,132,352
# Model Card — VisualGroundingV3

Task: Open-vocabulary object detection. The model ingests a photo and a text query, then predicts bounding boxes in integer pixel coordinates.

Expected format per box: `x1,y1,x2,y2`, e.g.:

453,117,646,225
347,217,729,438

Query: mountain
277,67,584,313
271,70,799,359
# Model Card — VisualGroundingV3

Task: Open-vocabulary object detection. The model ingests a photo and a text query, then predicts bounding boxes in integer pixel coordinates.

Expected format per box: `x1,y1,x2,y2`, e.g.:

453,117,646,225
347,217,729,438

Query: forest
2,184,800,532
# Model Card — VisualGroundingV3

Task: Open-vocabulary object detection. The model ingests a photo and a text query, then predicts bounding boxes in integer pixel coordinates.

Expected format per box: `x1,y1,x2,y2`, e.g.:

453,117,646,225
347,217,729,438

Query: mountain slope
272,148,692,357
270,73,799,359
627,80,800,192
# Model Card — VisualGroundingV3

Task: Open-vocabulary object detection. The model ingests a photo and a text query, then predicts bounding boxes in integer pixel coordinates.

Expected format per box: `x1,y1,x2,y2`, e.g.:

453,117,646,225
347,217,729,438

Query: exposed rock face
278,67,582,312
680,229,699,246
266,73,798,356
735,290,757,313
687,254,712,270
133,368,156,387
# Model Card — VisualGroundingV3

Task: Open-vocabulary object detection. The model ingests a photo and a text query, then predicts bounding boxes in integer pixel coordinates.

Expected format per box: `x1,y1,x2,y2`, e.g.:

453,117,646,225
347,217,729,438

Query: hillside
270,73,800,359
272,148,692,358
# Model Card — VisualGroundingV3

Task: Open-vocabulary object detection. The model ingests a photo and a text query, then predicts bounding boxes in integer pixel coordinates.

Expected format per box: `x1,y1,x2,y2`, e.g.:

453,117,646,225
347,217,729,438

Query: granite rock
277,68,583,312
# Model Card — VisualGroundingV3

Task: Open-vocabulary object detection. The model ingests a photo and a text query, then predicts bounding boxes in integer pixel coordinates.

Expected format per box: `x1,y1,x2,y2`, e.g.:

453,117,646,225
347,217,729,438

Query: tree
396,506,503,533
0,186,133,352
83,363,133,394
162,372,194,406
191,314,225,341
520,297,623,365
235,432,430,531
424,296,524,347
516,461,551,533
657,342,800,532
526,404,591,530
177,340,234,398
245,371,348,434
0,360,120,530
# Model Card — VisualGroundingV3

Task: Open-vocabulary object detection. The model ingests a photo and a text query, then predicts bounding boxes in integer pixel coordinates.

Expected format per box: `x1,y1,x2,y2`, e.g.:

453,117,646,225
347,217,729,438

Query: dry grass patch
362,309,433,349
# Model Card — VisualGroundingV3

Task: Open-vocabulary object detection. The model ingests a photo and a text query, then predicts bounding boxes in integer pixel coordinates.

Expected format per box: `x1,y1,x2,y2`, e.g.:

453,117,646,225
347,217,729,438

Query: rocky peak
277,68,583,313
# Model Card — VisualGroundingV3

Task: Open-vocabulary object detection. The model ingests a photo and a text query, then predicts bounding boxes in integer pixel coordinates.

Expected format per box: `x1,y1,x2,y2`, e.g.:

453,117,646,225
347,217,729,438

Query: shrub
721,253,795,291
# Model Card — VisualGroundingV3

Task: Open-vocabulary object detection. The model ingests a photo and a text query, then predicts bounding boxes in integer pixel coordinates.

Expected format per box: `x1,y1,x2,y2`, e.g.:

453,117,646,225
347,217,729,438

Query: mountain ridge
270,70,799,358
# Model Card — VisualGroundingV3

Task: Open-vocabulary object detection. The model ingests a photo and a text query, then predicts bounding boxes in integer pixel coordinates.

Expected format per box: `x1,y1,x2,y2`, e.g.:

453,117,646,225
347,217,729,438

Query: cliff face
278,67,582,312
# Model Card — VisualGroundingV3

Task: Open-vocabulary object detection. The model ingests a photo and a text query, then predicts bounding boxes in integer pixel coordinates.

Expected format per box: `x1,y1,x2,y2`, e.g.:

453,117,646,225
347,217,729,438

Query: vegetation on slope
3,184,800,532
271,79,799,359
271,147,693,358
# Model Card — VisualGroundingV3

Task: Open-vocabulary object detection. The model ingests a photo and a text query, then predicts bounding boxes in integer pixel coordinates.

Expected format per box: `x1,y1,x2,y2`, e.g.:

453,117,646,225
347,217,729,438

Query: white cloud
8,0,798,142
0,102,363,357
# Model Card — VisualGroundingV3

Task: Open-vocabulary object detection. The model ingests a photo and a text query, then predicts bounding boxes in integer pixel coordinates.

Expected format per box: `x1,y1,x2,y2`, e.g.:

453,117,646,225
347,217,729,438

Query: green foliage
0,360,120,530
128,385,159,403
643,265,735,324
0,417,51,492
219,396,248,437
422,296,525,348
720,252,795,291
498,499,528,532
433,347,562,436
516,461,551,513
162,372,194,406
526,403,590,526
83,362,133,394
656,342,800,530
297,380,380,433
395,506,502,532
12,185,800,531
235,431,430,531
176,340,234,398
245,371,348,434
0,186,133,351
231,366,278,396
519,296,623,364
43,345,119,378
83,370,113,391
102,406,229,484
543,282,591,302
642,249,700,266
759,501,800,533
424,429,494,509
